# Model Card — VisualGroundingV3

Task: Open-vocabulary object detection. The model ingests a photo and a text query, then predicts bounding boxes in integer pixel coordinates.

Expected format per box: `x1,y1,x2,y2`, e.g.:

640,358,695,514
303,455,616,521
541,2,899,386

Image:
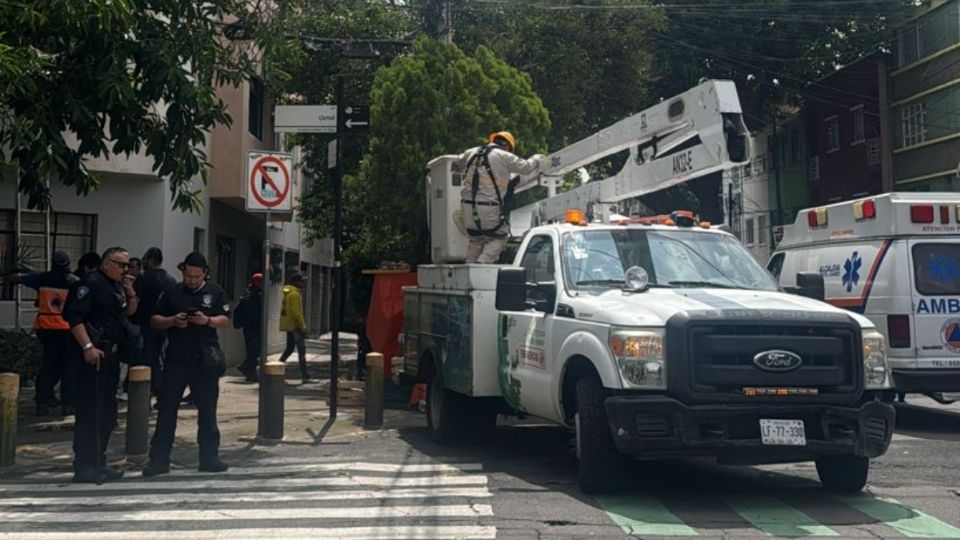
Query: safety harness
463,145,508,237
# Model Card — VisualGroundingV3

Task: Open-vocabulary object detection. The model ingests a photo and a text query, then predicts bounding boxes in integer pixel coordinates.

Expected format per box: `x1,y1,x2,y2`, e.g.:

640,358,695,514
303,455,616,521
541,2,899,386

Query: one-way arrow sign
340,106,370,133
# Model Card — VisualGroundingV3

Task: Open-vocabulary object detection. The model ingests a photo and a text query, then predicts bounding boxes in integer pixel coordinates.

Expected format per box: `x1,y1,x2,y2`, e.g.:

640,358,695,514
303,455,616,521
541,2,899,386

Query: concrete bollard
364,353,384,429
125,366,151,456
258,361,285,440
0,373,19,467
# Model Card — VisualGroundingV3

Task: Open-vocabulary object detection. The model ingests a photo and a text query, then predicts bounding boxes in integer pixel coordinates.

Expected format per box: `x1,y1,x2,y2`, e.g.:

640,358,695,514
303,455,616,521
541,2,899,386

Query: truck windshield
913,243,960,295
561,228,779,292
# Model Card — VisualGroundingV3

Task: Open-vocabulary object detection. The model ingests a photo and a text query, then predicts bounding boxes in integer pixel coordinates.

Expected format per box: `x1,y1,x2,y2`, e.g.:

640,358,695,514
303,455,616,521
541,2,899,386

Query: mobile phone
186,308,200,316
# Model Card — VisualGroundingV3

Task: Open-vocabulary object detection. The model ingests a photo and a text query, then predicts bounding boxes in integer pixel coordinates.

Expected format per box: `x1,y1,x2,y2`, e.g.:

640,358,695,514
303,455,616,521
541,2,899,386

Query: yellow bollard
0,373,20,467
258,361,285,440
125,366,151,456
364,353,384,429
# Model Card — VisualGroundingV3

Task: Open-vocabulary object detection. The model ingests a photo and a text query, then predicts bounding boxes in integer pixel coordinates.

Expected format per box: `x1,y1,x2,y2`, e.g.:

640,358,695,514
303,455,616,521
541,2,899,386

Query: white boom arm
511,79,749,232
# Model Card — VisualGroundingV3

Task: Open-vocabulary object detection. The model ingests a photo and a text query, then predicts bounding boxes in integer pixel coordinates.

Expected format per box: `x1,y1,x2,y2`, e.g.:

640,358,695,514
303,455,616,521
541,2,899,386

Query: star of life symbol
842,251,861,293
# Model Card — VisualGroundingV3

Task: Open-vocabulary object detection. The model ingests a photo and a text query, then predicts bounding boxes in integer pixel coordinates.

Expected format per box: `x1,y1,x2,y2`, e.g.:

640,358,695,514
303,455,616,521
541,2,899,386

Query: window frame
825,115,840,153
757,215,768,247
900,101,928,148
851,105,865,145
248,77,265,140
744,217,755,247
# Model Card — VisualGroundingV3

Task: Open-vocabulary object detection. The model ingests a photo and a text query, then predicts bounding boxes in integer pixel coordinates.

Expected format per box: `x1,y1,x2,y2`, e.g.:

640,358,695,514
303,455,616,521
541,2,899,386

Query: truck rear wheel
427,367,469,444
815,455,869,492
575,374,621,493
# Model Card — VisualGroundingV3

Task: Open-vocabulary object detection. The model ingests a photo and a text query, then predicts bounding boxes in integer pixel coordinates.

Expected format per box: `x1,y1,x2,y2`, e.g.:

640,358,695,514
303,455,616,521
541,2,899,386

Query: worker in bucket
458,131,545,263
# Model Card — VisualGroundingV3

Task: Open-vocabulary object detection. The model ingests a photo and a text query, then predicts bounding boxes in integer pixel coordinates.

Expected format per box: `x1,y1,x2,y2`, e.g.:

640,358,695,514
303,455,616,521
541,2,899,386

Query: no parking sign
246,151,294,213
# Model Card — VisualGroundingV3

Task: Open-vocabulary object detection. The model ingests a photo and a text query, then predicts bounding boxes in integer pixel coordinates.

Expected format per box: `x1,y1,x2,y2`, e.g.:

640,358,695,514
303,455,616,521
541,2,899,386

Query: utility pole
438,0,453,43
772,110,784,228
329,76,345,419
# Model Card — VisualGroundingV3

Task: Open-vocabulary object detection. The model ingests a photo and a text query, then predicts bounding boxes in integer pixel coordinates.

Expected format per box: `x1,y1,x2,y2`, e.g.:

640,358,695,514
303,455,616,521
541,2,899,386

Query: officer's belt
462,200,501,207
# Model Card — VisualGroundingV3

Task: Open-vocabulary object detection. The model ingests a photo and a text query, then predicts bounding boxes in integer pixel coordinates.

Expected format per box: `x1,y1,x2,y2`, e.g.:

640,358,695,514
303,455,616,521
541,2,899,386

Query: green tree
0,0,301,211
346,37,550,267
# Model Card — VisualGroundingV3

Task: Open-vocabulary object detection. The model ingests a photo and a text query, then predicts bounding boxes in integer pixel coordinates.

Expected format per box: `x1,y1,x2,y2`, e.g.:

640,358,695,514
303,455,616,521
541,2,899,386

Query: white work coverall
458,144,544,263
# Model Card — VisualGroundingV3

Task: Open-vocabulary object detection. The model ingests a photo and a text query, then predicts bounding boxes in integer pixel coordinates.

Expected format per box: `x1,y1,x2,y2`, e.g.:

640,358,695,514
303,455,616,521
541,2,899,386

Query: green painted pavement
724,495,838,537
597,494,698,536
841,496,960,539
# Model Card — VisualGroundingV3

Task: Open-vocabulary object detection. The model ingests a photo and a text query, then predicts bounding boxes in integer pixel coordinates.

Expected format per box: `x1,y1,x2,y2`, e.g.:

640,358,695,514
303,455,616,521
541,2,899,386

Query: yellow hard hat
488,131,516,152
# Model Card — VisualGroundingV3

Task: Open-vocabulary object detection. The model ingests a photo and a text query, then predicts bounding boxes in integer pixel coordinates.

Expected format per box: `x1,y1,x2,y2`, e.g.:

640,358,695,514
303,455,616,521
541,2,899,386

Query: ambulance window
520,236,555,283
913,244,960,295
767,253,785,279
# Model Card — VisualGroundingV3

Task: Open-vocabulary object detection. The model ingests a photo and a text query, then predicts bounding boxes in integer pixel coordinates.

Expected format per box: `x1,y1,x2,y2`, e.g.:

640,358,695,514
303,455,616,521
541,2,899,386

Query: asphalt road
1,394,958,539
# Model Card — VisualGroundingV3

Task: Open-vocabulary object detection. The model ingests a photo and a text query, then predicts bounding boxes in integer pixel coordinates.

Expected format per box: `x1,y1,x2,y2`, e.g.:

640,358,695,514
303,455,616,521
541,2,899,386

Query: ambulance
770,193,960,402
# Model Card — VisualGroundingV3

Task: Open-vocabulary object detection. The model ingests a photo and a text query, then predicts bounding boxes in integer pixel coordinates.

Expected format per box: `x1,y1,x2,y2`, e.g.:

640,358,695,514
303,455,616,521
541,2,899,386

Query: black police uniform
148,281,229,466
62,270,135,476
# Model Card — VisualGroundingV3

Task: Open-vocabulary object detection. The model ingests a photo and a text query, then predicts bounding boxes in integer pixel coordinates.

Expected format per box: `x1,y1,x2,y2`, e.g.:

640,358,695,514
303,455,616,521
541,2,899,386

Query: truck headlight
862,330,890,389
609,328,665,389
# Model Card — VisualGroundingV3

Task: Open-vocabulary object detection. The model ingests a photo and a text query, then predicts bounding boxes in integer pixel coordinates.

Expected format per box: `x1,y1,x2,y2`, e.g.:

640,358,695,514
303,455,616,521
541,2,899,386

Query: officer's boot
142,457,171,477
198,456,229,473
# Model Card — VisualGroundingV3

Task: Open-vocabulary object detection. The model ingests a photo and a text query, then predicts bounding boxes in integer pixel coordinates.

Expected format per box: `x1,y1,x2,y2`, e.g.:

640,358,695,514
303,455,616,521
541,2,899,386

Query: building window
751,154,766,175
757,215,767,246
248,77,264,140
867,137,880,166
0,211,97,301
809,156,820,182
825,116,840,153
900,102,927,148
898,24,920,66
744,217,755,247
216,235,236,301
851,105,865,145
193,227,206,255
790,129,801,164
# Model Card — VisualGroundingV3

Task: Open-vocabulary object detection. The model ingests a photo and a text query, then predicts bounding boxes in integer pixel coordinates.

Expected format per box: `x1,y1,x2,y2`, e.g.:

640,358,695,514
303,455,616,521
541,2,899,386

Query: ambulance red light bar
807,208,827,228
910,204,934,223
853,199,876,221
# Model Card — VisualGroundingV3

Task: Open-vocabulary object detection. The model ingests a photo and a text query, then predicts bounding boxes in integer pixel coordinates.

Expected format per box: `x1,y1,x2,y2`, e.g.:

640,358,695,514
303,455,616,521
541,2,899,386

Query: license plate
760,419,806,446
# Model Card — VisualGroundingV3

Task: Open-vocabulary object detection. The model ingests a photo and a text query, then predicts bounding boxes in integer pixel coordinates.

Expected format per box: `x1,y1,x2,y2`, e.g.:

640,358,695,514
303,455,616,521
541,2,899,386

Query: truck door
498,234,556,418
910,241,960,372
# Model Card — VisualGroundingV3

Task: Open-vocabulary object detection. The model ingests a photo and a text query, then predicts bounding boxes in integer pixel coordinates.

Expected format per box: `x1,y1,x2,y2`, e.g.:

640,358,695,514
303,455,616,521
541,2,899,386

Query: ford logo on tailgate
753,350,803,372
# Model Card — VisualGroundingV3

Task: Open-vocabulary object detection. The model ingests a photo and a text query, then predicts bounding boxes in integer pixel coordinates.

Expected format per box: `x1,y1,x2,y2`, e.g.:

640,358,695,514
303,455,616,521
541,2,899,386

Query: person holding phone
143,252,231,477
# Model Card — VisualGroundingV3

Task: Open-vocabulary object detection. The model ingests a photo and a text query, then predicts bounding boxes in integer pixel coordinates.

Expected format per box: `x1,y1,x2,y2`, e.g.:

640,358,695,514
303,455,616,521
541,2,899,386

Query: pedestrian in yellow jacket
279,273,311,382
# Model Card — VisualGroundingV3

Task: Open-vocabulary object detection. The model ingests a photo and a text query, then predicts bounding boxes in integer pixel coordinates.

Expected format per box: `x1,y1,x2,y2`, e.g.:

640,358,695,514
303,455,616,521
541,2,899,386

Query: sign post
246,151,294,435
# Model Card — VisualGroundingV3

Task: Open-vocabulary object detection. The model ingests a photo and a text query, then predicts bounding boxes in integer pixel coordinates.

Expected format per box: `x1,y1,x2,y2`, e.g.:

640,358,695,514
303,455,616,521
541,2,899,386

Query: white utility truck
403,80,895,494
771,193,960,405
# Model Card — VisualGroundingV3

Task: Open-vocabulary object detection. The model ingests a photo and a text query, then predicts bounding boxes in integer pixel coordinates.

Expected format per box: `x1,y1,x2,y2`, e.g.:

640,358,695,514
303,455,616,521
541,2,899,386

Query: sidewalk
2,333,420,478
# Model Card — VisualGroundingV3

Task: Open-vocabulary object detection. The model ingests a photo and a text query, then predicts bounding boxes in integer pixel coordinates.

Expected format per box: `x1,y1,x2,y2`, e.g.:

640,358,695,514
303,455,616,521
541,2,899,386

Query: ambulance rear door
910,240,960,373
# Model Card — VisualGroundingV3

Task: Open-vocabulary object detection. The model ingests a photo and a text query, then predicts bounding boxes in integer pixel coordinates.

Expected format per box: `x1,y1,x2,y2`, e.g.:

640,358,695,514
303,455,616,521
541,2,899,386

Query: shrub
0,330,42,382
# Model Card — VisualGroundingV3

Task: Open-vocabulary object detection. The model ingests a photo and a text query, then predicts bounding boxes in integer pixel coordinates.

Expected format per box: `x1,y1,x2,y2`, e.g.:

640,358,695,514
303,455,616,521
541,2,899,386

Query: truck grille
688,324,858,394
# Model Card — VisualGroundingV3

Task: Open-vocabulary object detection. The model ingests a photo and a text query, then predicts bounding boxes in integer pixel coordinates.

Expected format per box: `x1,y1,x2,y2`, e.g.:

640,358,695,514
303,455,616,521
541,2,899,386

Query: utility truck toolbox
405,79,895,495
771,193,960,399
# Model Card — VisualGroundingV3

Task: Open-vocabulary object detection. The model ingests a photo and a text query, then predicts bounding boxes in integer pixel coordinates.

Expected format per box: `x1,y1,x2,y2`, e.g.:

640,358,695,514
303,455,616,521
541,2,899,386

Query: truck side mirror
496,267,529,311
530,281,557,314
795,272,825,301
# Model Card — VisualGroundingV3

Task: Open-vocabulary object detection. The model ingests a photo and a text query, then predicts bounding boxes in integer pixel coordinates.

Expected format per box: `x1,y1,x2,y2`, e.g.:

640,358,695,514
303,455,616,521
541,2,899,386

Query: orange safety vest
35,286,71,330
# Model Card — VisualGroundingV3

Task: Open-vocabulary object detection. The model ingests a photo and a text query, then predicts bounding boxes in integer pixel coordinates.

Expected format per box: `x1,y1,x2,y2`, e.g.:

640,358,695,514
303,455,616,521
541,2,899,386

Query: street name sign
274,105,337,133
246,151,294,213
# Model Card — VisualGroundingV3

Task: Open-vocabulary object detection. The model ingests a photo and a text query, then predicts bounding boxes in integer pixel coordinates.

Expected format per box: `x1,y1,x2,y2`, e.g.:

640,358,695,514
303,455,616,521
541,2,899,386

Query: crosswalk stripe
840,496,960,539
27,461,483,480
596,495,698,536
723,495,838,537
0,473,488,493
0,525,498,540
0,504,494,522
0,487,494,507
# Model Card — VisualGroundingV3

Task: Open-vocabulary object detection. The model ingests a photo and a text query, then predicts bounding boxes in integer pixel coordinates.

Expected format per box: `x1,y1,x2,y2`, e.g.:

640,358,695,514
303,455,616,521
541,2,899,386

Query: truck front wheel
815,455,869,492
575,374,622,493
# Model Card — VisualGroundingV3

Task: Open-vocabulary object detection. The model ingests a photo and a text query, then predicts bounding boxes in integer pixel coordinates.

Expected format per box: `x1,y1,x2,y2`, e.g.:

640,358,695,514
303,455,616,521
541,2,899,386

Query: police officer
459,131,545,263
143,252,230,477
62,247,139,483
